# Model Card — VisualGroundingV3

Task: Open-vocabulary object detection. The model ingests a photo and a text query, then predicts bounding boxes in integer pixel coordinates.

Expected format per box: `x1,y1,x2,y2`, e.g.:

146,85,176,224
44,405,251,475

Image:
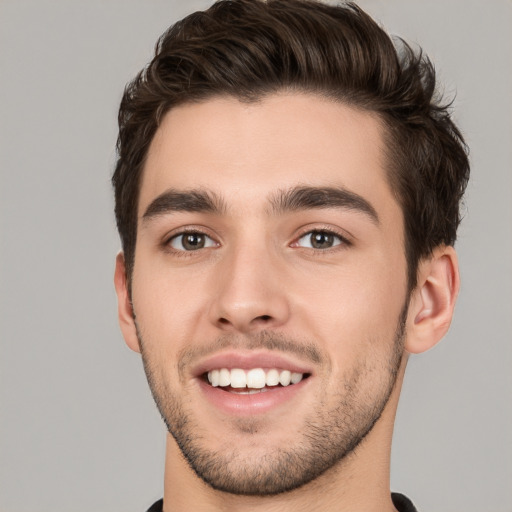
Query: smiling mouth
204,368,310,394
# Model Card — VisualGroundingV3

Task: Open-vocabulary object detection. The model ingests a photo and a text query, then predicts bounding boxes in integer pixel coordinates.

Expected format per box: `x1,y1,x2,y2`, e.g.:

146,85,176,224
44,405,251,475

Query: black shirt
146,492,418,511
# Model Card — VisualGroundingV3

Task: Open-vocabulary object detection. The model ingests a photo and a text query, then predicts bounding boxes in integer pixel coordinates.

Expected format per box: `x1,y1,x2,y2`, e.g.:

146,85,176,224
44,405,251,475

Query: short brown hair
113,0,469,290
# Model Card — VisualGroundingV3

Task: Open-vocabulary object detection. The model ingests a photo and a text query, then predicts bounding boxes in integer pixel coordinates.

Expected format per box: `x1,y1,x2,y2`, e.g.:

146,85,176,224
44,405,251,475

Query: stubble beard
136,305,407,497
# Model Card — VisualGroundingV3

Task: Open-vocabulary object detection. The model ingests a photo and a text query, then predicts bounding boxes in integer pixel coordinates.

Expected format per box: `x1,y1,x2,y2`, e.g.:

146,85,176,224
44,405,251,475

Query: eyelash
292,227,352,251
163,227,351,255
163,227,219,256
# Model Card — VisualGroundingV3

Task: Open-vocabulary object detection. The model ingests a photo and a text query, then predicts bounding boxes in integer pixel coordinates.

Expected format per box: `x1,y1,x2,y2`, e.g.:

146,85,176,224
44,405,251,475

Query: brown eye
169,232,216,251
311,231,334,249
297,230,342,249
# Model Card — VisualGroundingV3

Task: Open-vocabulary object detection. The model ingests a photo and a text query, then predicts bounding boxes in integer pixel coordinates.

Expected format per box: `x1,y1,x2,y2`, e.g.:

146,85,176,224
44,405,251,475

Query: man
112,1,469,511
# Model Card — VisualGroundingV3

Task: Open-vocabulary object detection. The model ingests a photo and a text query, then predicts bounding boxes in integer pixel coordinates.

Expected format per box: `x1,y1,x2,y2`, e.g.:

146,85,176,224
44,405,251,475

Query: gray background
1,1,511,511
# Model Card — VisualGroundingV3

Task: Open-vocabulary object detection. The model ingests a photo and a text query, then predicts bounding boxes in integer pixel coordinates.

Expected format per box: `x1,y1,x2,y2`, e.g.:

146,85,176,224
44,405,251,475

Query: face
126,94,410,495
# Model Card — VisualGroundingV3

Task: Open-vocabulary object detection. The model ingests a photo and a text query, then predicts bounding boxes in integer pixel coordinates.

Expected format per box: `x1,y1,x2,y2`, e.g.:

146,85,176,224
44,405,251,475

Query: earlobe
114,251,141,353
405,246,460,354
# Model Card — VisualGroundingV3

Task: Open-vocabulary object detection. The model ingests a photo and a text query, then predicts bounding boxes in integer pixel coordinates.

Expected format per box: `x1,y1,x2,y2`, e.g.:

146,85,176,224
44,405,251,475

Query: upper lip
191,350,314,378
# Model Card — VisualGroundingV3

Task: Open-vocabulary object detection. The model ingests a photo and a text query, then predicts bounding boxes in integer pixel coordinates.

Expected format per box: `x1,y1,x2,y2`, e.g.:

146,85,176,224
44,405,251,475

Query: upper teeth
207,368,304,389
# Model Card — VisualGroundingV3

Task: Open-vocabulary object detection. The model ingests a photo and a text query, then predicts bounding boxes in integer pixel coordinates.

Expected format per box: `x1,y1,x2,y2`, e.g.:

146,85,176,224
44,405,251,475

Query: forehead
139,93,398,222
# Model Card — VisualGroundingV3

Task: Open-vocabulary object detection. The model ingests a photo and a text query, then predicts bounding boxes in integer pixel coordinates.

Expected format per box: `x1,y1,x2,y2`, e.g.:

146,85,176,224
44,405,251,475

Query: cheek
293,253,407,355
131,262,206,357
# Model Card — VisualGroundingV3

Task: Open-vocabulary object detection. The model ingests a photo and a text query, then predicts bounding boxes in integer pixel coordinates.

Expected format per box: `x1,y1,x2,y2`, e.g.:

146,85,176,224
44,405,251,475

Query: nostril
215,314,275,330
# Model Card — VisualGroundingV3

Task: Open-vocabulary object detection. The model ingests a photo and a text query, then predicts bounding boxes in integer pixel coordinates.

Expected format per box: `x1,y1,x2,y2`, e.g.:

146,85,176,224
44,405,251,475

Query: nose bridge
209,235,290,332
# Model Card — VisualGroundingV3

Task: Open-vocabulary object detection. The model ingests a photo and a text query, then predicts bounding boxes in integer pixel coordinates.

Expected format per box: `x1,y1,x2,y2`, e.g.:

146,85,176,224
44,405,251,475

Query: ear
405,246,460,354
114,251,141,353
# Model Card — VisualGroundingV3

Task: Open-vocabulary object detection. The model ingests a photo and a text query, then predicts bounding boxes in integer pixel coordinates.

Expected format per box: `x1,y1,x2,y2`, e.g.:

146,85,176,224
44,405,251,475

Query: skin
115,93,459,512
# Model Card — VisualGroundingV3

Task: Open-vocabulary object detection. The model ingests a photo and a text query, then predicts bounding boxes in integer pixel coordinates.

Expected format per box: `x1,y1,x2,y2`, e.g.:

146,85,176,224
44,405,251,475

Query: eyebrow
142,188,226,221
141,185,379,225
268,186,379,224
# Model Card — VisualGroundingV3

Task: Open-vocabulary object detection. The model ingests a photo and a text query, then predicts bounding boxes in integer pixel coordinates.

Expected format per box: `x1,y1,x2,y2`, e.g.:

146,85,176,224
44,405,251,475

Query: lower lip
197,378,309,416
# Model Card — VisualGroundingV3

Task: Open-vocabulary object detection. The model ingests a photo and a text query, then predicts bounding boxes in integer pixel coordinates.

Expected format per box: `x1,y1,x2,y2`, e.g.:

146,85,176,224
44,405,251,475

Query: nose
208,242,291,333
